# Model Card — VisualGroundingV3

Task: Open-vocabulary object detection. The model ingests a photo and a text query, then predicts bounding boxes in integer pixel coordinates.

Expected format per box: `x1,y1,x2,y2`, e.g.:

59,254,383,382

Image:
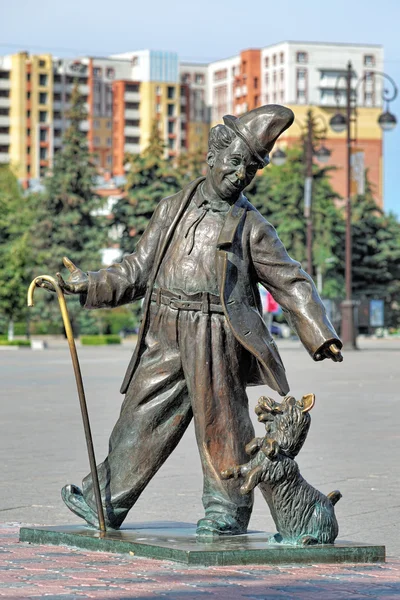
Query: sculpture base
19,523,385,566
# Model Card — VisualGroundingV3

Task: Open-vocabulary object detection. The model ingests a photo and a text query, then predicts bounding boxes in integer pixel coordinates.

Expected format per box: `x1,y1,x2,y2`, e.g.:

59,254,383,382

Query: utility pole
304,109,313,277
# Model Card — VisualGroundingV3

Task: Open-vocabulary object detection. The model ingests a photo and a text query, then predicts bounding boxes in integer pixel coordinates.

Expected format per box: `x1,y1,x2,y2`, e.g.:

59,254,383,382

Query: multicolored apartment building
0,41,386,206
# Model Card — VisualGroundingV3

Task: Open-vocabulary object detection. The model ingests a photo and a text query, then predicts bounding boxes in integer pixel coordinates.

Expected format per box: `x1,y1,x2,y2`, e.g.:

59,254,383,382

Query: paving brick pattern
0,526,399,599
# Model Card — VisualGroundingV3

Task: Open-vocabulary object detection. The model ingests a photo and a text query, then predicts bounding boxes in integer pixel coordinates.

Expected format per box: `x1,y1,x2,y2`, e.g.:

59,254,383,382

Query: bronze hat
223,104,294,167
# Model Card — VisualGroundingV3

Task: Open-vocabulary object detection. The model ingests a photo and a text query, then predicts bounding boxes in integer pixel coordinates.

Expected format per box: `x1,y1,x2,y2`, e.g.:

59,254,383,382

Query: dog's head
255,394,315,459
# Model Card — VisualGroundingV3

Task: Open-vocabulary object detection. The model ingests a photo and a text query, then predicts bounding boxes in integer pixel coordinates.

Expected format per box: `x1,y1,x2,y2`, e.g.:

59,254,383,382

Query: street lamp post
329,62,398,349
271,110,331,278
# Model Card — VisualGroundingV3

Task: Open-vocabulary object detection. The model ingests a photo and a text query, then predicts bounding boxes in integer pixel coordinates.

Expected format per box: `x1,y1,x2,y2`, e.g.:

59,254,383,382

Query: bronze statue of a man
56,105,342,537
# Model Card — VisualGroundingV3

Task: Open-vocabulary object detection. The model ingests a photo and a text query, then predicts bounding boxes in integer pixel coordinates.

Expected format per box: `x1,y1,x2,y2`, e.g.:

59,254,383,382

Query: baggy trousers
82,301,255,529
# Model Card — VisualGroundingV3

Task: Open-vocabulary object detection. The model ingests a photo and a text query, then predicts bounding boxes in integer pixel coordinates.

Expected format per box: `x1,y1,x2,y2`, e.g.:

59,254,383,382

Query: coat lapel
217,193,247,249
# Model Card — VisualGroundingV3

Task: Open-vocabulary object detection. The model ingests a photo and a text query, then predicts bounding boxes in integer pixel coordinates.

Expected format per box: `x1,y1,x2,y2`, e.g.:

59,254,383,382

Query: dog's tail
327,490,342,506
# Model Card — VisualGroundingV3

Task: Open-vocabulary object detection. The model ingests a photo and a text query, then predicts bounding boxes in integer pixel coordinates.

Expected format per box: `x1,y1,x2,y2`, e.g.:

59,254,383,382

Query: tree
246,145,344,298
112,120,181,256
31,82,107,334
0,165,38,338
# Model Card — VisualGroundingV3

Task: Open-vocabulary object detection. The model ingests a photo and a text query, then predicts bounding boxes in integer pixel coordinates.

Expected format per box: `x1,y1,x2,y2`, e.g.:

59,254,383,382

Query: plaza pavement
0,337,399,598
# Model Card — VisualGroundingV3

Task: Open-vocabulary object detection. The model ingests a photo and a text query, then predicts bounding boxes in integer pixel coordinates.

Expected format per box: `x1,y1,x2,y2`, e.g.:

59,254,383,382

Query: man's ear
206,151,215,168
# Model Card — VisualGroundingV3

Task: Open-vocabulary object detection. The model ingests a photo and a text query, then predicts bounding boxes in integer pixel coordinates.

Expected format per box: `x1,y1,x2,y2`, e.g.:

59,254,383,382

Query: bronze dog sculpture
222,394,341,545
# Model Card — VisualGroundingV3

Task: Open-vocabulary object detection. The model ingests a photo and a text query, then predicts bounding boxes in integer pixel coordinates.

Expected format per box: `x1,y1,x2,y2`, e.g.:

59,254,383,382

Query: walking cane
27,275,106,532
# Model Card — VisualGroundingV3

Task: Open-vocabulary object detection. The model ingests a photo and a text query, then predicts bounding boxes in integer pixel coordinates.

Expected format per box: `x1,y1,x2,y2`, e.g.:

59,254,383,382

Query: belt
151,288,225,314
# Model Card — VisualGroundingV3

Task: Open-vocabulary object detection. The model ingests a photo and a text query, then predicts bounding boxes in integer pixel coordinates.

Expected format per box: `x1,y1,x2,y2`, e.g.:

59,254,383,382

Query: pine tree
31,82,107,334
112,119,181,255
246,145,344,297
0,165,38,337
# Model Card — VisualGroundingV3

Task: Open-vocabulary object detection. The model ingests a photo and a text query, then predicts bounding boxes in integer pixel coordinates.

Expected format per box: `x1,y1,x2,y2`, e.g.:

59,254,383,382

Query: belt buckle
202,292,209,314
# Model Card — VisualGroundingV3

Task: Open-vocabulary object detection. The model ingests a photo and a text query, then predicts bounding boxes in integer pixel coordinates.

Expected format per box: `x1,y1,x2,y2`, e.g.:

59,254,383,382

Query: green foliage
0,339,31,346
0,165,38,328
112,120,181,256
30,83,108,335
80,334,121,345
246,145,344,298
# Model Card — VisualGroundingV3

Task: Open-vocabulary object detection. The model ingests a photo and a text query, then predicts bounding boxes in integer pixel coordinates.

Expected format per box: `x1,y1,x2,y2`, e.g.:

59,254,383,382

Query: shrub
80,335,121,346
0,340,31,347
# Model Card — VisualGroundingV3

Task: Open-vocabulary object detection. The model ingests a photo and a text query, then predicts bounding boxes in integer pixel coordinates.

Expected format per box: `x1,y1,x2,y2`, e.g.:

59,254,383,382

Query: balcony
124,91,140,103
78,84,89,95
0,97,10,108
0,79,10,90
125,108,140,120
0,115,10,126
124,125,140,137
124,142,140,154
0,133,10,144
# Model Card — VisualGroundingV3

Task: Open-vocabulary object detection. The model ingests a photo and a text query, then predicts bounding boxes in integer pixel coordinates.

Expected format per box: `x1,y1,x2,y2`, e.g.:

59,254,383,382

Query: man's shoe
61,484,100,529
196,513,246,537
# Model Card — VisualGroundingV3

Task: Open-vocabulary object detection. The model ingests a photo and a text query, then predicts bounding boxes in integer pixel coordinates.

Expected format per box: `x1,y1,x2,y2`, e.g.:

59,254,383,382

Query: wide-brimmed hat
223,104,294,167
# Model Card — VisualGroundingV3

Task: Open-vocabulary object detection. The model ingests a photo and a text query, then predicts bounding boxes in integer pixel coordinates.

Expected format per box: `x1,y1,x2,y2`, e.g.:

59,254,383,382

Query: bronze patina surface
33,104,344,540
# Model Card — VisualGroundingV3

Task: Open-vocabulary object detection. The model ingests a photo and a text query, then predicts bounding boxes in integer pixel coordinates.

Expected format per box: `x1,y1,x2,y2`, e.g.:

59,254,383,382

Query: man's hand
314,341,343,363
38,257,89,295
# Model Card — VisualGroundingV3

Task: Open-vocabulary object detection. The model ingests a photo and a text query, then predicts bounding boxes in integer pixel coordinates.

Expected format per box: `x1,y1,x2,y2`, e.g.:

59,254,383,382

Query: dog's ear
297,393,315,413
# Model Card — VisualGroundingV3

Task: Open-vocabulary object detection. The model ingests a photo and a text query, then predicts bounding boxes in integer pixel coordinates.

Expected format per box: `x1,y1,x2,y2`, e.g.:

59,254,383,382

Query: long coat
83,177,339,396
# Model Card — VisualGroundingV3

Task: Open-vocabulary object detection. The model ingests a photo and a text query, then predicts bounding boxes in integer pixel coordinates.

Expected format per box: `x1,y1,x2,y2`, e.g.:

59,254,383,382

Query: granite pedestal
19,522,385,566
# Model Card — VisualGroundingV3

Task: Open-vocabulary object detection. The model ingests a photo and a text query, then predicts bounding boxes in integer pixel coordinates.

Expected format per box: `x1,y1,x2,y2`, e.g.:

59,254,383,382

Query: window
364,91,373,105
0,90,9,97
54,129,62,137
297,90,306,103
195,73,204,84
365,72,374,82
26,128,31,136
106,120,112,128
106,155,112,165
0,71,9,79
107,137,112,146
280,69,284,82
296,51,308,64
167,86,175,99
272,54,277,66
0,108,9,115
214,69,227,82
126,83,139,93
26,91,31,100
40,147,47,159
26,110,31,118
364,55,375,67
254,77,259,89
53,111,62,119
94,136,100,145
297,69,306,80
264,57,269,68
106,67,115,79
167,104,175,116
131,56,139,66
54,74,61,83
39,59,46,67
26,73,31,82
39,92,47,105
181,73,190,84
125,119,139,126
39,129,47,141
168,121,175,134
39,73,48,86
53,93,62,101
39,111,47,123
156,104,161,113
168,138,175,149
125,102,139,110
0,126,9,134
280,52,284,64
125,136,139,144
93,120,100,129
93,67,102,77
265,73,269,85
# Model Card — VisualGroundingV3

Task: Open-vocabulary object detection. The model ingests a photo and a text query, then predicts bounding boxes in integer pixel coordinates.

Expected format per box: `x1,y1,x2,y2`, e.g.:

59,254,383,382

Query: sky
2,0,400,215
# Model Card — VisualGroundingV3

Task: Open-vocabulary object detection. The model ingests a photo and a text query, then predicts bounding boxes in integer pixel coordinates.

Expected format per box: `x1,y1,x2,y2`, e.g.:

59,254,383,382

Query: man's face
207,137,260,201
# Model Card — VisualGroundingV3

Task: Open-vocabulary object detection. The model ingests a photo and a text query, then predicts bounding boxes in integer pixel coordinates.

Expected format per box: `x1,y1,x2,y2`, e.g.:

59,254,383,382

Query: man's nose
235,164,246,181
